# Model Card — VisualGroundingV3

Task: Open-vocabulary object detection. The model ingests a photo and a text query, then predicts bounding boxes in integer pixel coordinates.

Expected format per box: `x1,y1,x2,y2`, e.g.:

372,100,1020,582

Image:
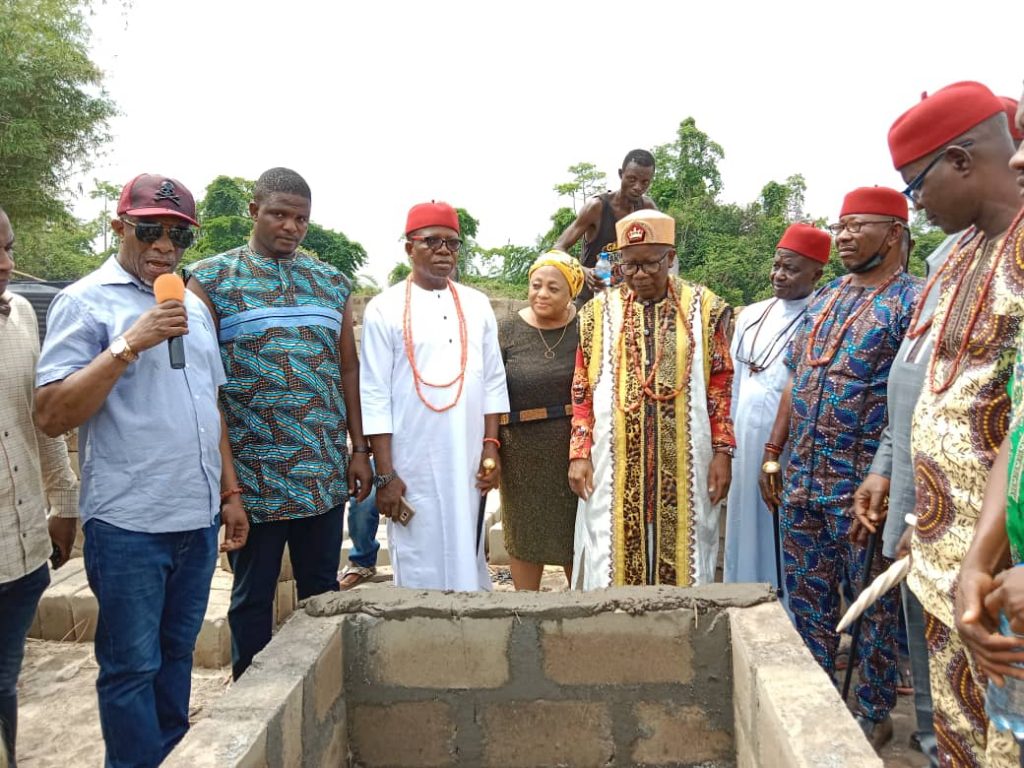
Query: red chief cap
776,223,831,264
888,81,1003,169
405,201,459,235
117,174,198,226
1001,96,1023,142
839,186,909,221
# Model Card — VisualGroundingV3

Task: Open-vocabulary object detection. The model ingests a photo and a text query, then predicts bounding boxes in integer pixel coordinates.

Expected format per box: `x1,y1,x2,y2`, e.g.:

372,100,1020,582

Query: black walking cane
772,505,784,600
475,458,497,553
841,530,879,701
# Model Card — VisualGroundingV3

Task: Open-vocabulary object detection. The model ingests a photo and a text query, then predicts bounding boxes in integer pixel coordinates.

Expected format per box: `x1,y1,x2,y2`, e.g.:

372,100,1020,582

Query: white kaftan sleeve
729,307,745,422
359,296,396,435
481,301,510,415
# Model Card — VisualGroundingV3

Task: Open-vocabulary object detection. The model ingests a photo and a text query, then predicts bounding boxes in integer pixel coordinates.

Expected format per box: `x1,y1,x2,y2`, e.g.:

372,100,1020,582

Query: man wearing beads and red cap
723,223,827,590
567,209,736,589
759,187,920,749
360,202,509,591
881,80,1023,768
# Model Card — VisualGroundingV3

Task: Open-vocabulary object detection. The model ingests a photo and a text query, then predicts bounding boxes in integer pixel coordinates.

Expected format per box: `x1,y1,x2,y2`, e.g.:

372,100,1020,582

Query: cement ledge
305,582,776,620
729,602,883,768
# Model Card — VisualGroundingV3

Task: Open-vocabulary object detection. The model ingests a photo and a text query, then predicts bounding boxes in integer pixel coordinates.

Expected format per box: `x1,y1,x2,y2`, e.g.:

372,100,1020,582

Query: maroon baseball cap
117,174,199,226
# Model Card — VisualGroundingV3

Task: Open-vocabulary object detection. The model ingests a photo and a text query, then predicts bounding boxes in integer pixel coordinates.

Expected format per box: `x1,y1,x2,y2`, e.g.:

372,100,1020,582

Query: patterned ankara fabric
923,610,1020,768
782,506,897,722
188,246,351,523
570,278,734,589
781,270,919,722
783,272,922,512
908,223,1024,629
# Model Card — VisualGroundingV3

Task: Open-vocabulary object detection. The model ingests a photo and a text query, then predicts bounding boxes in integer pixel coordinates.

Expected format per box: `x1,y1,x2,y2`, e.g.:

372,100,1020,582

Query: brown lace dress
498,313,579,566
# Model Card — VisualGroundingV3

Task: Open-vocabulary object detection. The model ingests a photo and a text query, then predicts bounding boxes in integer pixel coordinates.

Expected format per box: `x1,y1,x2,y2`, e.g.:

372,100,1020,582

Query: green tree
0,0,115,224
908,210,947,277
14,218,101,280
302,222,367,276
480,243,536,285
198,176,252,220
554,162,607,214
537,207,578,255
388,262,411,285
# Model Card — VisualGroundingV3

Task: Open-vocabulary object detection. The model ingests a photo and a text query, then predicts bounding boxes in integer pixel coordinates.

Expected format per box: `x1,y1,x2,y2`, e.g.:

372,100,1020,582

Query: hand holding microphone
122,273,189,364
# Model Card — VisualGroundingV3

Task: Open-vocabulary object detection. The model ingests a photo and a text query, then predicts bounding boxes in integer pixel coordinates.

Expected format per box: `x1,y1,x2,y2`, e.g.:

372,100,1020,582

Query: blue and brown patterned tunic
783,272,920,513
187,246,351,523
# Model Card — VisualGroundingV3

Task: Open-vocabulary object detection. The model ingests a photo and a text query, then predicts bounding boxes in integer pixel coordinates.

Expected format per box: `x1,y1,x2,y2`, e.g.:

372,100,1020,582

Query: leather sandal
339,565,376,590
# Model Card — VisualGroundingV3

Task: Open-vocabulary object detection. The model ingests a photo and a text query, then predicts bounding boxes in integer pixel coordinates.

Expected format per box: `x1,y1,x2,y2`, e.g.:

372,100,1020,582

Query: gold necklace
536,323,569,359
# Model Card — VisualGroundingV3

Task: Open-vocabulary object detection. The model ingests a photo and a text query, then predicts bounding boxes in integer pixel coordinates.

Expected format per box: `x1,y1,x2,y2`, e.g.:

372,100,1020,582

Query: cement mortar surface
305,581,776,620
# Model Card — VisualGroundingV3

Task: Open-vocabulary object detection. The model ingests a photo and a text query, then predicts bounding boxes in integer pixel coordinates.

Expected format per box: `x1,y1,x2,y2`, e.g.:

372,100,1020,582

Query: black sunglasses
121,217,195,249
408,235,463,253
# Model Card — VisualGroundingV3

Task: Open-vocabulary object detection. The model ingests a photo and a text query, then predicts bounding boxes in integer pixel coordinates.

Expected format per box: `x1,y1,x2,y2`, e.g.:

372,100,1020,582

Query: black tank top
582,193,618,268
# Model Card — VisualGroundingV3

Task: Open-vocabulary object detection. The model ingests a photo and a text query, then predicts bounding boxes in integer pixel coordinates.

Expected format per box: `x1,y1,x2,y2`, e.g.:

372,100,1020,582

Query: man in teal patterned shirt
187,167,372,679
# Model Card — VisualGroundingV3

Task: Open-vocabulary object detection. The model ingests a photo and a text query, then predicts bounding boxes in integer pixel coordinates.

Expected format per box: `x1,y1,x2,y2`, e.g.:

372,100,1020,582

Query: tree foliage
554,162,607,214
0,0,115,223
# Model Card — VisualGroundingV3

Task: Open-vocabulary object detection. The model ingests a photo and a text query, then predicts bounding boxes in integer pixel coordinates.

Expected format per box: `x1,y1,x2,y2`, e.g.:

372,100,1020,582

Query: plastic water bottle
594,251,612,289
986,610,1024,740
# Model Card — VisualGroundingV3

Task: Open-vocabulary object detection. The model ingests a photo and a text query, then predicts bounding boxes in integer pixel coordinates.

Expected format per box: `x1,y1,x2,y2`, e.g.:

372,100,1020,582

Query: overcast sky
73,0,1023,284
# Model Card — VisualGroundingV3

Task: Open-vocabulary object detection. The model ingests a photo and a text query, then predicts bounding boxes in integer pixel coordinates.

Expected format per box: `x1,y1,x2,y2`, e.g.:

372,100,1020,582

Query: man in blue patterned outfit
187,168,372,679
759,186,920,750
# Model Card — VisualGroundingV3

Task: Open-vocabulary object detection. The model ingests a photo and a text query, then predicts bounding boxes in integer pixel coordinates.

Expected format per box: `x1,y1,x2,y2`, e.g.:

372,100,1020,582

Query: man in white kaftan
724,223,827,587
568,210,736,589
360,202,509,591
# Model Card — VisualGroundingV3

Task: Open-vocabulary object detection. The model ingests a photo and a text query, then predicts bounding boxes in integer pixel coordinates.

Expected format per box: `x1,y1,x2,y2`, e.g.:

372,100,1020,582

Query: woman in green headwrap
498,250,584,590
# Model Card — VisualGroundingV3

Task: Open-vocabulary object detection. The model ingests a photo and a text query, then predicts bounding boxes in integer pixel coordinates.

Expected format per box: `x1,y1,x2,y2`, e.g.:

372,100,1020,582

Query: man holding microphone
35,174,248,768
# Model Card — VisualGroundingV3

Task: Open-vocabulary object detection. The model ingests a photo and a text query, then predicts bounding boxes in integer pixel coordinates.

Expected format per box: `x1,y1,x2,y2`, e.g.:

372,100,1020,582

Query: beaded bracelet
483,437,501,449
764,442,784,455
220,487,243,500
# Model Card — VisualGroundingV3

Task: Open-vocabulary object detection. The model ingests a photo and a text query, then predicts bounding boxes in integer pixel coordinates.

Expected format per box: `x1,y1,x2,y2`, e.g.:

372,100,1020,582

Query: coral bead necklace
402,276,468,413
616,280,695,413
804,271,902,368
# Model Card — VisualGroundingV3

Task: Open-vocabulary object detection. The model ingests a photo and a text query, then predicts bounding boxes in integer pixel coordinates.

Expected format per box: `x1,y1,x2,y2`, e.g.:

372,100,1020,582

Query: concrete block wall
166,584,880,768
332,586,741,767
729,602,883,768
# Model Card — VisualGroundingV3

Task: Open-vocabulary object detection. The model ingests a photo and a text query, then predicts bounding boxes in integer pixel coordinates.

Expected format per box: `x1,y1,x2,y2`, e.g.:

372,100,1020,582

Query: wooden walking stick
841,530,878,701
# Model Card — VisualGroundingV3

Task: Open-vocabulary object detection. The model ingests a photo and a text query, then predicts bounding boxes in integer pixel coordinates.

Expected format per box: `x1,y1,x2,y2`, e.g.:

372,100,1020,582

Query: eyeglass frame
407,235,463,253
826,218,903,236
901,140,974,201
618,252,670,276
119,217,195,249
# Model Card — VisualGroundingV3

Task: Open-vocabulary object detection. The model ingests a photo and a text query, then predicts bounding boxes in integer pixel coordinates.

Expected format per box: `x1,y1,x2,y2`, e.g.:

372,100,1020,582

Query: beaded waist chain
499,404,573,425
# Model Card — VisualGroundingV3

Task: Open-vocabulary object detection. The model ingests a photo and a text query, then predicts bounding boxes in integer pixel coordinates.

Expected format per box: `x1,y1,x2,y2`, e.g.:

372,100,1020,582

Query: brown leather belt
499,403,573,425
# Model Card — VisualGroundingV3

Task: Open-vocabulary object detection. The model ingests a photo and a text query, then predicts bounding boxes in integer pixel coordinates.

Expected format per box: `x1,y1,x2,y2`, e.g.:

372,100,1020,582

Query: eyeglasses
901,140,974,201
826,219,901,236
408,235,463,253
619,253,668,275
121,218,195,249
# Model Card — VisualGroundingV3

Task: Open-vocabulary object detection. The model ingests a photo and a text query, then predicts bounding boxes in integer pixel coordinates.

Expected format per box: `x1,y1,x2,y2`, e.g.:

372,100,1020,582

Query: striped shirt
0,292,78,584
187,246,352,523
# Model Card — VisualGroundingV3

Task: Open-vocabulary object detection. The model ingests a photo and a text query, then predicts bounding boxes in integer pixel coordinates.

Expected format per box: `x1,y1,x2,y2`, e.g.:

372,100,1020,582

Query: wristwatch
373,471,397,490
761,460,781,475
713,445,735,458
109,335,139,363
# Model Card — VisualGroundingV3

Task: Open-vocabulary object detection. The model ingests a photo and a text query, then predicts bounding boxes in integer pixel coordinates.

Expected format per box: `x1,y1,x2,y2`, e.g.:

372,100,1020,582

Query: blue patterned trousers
781,503,898,722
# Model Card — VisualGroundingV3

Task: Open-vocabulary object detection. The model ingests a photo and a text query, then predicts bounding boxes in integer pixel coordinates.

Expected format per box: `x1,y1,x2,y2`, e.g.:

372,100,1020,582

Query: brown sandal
339,565,376,590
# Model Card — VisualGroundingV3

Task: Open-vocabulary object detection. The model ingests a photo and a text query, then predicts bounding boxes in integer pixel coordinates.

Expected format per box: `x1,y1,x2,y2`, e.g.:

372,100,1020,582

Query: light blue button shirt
36,257,225,533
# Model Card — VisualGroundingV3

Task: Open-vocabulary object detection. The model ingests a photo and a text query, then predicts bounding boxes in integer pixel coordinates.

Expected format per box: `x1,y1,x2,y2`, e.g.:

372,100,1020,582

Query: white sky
72,0,1023,284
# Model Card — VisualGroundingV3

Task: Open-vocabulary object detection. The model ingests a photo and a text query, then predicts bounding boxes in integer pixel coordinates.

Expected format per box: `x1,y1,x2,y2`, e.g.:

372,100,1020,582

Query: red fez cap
777,223,831,264
888,81,1003,169
405,201,459,235
1001,96,1023,142
840,187,908,221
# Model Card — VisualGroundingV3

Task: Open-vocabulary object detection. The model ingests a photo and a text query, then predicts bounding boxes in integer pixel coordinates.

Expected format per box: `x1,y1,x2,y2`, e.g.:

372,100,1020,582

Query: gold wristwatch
109,335,139,363
761,460,781,475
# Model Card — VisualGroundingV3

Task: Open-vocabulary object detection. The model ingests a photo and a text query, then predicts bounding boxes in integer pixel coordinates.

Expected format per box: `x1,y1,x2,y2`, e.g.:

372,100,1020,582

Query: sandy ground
17,565,929,768
17,640,230,768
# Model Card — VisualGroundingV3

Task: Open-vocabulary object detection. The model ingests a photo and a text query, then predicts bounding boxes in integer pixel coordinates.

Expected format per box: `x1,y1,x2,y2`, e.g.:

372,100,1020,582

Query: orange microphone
153,273,186,370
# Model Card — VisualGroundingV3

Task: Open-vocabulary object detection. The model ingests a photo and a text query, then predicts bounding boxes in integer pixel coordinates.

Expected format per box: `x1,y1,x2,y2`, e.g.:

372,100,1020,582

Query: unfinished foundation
163,583,881,767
